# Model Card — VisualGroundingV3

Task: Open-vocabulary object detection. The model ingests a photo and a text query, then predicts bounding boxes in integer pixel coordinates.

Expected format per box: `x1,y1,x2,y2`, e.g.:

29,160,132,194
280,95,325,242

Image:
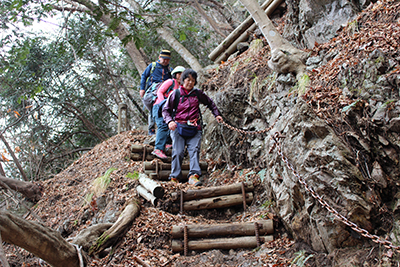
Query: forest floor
4,0,400,266
6,130,299,266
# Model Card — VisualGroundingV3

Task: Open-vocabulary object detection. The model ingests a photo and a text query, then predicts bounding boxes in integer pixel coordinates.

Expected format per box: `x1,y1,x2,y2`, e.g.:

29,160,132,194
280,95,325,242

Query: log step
171,182,253,201
171,220,273,238
172,235,273,252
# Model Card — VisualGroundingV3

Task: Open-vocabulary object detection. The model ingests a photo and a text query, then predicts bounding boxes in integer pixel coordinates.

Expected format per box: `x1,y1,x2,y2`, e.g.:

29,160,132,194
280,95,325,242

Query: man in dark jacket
140,50,172,135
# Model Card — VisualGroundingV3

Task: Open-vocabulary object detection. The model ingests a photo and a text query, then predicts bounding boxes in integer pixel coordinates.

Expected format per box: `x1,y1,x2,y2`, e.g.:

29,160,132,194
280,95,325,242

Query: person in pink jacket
151,66,185,159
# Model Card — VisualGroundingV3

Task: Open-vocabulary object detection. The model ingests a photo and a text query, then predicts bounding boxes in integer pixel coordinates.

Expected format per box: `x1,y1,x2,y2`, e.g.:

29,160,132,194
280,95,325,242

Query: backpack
143,79,176,112
145,62,172,91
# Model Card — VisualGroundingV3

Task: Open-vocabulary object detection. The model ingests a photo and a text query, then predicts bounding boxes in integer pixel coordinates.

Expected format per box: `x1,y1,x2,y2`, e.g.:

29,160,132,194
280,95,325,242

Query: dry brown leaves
306,0,400,121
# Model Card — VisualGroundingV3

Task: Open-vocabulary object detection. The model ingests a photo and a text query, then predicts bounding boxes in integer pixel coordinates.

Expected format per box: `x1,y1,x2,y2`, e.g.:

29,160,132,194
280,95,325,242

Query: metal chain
221,121,276,135
271,132,400,253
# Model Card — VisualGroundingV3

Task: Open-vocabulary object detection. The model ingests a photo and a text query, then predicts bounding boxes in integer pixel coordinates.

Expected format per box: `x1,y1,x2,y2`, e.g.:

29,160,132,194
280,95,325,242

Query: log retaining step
171,220,273,238
171,235,273,252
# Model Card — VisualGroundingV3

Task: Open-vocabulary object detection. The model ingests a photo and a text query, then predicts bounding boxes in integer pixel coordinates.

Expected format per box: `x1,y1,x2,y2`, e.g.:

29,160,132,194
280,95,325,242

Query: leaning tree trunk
0,210,85,267
239,0,308,79
0,175,42,202
70,0,148,74
156,27,203,72
99,14,148,74
89,198,141,255
126,0,203,72
0,132,28,181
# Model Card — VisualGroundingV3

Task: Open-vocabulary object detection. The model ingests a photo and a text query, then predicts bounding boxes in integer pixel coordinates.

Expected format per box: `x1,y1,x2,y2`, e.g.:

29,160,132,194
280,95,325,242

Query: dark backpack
143,79,175,112
145,62,172,91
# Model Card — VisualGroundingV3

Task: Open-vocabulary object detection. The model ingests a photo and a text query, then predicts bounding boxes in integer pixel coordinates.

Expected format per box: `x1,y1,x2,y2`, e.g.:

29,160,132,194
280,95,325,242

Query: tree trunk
238,0,307,79
208,0,274,61
156,28,203,72
0,162,6,177
89,198,140,255
0,132,28,181
71,0,148,74
191,0,226,38
98,17,147,75
71,223,113,251
126,0,203,72
0,231,11,267
0,175,42,202
214,0,284,63
172,235,273,252
171,220,273,238
63,102,109,141
0,210,85,267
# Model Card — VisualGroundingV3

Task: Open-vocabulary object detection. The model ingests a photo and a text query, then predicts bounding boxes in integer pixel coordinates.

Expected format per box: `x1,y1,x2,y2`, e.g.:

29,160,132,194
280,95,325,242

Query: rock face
283,0,375,49
204,79,376,253
201,0,400,253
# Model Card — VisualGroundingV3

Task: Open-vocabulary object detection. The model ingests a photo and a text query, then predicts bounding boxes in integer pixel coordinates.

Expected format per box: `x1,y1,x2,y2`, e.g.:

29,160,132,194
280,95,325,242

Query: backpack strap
172,89,203,126
166,80,175,95
145,62,157,89
172,89,181,119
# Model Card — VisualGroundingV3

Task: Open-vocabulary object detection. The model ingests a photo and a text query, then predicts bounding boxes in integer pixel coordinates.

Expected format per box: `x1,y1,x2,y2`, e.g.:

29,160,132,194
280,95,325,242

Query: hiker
162,69,223,186
140,49,172,135
151,66,185,159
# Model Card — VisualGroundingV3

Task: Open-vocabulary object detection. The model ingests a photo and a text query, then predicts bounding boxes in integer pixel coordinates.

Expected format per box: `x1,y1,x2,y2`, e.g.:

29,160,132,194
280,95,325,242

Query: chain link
220,122,400,252
271,132,400,253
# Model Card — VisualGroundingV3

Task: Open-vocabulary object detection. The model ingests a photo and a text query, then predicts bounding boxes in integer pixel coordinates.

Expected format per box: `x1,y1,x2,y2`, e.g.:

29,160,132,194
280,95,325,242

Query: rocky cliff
201,0,400,259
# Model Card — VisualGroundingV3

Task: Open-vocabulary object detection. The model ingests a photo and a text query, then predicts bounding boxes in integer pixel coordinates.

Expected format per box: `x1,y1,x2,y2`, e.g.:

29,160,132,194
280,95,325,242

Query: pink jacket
154,78,180,105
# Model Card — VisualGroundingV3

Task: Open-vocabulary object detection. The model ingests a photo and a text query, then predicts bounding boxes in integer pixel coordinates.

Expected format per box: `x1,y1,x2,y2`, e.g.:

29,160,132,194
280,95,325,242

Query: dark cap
159,49,171,59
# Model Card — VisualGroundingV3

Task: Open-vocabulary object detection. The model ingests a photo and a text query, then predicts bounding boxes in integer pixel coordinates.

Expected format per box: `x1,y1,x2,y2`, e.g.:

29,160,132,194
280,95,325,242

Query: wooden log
144,170,207,180
136,185,158,206
171,182,254,201
171,235,273,252
208,0,274,61
171,220,273,238
138,173,164,198
182,192,253,211
131,144,153,153
0,175,42,202
0,210,85,267
213,0,284,63
143,161,208,171
90,198,140,255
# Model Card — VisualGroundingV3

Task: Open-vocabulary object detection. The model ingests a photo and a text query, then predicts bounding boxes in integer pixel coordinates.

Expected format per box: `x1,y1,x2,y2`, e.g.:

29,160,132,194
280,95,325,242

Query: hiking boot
170,177,179,183
151,149,167,159
188,174,202,186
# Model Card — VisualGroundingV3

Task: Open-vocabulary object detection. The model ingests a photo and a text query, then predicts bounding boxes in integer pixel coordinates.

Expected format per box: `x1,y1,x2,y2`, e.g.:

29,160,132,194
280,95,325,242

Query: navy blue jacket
140,61,172,92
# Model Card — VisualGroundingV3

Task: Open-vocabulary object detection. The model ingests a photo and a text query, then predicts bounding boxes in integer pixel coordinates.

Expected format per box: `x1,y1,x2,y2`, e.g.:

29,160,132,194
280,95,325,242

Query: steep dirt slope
6,130,293,266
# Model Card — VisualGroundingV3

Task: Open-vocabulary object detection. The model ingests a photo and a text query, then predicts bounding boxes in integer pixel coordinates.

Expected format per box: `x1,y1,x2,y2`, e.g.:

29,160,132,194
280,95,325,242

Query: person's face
159,57,170,66
176,73,182,84
183,74,196,90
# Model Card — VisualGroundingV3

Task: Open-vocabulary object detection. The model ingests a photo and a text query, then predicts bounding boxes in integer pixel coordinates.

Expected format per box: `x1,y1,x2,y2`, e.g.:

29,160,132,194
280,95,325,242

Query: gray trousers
169,129,202,181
